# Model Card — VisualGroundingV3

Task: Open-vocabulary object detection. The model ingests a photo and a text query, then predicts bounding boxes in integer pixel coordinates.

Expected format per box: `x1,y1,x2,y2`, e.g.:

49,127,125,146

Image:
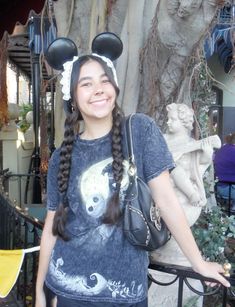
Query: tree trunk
138,0,222,130
53,0,222,145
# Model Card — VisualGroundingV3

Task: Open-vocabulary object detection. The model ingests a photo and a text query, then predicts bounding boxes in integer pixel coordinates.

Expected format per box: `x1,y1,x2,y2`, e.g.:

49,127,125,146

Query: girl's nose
95,87,104,95
94,81,104,95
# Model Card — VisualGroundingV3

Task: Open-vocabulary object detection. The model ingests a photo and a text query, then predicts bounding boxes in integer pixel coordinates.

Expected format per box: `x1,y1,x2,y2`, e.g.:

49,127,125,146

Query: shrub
192,206,235,263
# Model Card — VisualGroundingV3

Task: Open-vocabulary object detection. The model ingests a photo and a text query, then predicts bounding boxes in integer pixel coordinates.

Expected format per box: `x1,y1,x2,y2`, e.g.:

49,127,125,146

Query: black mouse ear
91,32,123,61
45,37,78,71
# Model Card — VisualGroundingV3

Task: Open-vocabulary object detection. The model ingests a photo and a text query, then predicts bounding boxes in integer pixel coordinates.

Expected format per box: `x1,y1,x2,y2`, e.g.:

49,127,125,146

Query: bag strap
125,114,138,181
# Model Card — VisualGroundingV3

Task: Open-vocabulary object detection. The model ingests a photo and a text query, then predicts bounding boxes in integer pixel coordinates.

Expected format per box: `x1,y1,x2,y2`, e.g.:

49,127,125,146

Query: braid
52,111,79,239
103,105,124,224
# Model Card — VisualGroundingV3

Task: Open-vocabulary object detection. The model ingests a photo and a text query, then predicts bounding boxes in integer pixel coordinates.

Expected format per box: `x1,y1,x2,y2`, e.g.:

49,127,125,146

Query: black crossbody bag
123,114,170,251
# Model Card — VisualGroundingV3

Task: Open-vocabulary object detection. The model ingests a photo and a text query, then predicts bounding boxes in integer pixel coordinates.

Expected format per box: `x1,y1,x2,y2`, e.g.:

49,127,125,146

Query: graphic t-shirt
45,113,174,304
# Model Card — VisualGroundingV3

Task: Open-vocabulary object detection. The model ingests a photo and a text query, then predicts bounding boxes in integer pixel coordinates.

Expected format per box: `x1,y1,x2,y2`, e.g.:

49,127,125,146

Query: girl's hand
193,260,230,288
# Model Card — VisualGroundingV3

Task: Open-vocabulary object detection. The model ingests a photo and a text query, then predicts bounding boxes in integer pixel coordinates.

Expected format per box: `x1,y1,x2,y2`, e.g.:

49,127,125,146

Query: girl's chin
83,111,113,120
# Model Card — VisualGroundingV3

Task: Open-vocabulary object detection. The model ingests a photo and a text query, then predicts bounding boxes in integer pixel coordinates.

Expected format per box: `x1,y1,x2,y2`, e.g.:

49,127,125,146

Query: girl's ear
91,32,123,61
45,37,78,71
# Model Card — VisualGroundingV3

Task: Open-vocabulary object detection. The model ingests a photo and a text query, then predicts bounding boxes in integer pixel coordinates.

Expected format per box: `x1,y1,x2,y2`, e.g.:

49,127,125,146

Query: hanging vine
190,49,217,138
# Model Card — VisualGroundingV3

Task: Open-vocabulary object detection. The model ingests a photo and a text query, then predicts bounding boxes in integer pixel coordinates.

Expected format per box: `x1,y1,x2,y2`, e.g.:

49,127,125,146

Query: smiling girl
36,53,230,307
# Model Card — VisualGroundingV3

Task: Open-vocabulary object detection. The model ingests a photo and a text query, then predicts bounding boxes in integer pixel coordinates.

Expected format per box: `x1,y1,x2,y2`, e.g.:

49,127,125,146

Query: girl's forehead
80,60,105,75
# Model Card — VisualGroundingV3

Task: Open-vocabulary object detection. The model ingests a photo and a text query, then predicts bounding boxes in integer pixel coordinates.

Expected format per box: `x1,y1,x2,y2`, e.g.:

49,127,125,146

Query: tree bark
138,0,221,129
52,0,222,145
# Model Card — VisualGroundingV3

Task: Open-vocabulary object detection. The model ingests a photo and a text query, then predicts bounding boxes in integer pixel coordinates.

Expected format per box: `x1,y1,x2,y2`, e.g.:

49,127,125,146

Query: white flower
218,247,224,253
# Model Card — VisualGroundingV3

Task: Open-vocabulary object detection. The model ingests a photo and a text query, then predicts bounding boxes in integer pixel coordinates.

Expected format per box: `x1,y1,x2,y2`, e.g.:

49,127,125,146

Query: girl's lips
90,99,108,105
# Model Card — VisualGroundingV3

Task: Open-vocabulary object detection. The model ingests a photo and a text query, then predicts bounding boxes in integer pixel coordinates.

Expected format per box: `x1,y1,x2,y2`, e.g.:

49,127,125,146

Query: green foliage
183,295,200,307
192,206,235,263
190,56,216,138
197,105,210,138
18,103,33,133
191,60,213,105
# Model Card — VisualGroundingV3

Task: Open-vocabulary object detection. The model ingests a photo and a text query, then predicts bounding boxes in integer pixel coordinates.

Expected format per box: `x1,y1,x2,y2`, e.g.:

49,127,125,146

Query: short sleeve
141,117,175,182
46,149,60,211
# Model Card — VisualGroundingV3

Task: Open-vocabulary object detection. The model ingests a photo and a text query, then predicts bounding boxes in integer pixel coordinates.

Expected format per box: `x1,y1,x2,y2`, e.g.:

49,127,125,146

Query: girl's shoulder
48,147,61,167
125,112,156,131
123,113,163,148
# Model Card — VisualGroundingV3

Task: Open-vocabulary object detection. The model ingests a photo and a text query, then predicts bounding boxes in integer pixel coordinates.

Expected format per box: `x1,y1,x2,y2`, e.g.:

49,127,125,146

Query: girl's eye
102,79,110,84
81,82,92,87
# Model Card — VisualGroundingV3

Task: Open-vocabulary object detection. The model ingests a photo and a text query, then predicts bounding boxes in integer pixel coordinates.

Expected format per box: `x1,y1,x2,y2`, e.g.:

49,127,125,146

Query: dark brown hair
52,55,124,240
225,132,235,144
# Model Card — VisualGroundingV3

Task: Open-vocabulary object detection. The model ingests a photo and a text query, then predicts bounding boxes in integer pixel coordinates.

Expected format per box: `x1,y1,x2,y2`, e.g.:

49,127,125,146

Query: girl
36,54,230,307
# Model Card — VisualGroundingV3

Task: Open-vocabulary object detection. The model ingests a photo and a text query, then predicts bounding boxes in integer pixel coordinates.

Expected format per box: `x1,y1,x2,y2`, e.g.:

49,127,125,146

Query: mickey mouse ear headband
91,32,123,61
45,32,123,101
45,37,78,71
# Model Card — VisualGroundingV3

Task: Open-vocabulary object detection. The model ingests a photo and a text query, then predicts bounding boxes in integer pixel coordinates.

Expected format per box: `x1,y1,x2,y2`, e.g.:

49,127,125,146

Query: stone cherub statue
164,103,221,225
148,103,221,307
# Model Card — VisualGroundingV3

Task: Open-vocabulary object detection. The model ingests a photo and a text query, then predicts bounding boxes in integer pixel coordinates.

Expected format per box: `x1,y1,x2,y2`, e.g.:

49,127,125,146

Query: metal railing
1,172,235,306
214,180,235,216
0,169,46,208
148,261,235,307
0,176,43,307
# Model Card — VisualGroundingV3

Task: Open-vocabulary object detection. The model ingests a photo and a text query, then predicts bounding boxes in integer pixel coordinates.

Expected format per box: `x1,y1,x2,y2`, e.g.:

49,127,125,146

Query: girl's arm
36,211,57,307
148,170,230,287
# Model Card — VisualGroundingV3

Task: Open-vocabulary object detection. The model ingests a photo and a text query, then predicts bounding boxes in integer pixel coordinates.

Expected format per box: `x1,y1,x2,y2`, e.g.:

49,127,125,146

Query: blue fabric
57,296,148,307
45,113,174,304
204,24,233,60
28,16,57,54
214,144,235,182
44,283,147,306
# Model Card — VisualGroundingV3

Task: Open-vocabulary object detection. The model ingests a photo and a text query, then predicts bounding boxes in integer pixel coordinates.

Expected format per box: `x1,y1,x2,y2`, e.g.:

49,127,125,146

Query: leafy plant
192,206,235,263
183,295,200,307
17,103,33,133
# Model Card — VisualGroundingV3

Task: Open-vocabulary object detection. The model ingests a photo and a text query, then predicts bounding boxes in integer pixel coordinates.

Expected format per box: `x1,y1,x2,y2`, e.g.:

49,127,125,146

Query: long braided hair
52,55,124,239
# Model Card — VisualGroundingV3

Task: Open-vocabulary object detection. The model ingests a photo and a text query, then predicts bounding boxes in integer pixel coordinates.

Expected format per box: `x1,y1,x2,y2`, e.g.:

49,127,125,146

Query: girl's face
75,60,116,122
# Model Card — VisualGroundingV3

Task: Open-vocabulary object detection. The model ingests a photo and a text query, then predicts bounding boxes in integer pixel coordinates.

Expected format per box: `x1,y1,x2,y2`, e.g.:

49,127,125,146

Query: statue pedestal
0,129,34,206
148,267,203,307
147,103,220,307
149,238,203,306
147,205,203,306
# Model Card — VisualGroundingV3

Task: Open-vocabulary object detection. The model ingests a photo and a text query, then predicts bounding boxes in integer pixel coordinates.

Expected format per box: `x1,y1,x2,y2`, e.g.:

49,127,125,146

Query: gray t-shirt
45,113,174,304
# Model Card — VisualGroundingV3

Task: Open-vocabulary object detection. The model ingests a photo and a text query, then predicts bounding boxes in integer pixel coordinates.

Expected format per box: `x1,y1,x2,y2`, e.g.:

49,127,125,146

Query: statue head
166,103,194,133
178,0,202,18
168,0,203,18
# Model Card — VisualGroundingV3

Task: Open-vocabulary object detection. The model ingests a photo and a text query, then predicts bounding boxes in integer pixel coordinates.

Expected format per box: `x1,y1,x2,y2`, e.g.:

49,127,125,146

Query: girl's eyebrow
78,76,91,84
78,73,107,84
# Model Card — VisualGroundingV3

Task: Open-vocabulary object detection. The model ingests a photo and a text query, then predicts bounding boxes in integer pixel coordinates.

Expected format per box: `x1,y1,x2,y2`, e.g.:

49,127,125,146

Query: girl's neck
80,117,113,140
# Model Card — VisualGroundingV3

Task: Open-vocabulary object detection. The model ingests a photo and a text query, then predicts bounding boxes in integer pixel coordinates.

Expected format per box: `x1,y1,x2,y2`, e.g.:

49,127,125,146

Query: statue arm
171,135,221,164
198,135,221,164
171,165,201,206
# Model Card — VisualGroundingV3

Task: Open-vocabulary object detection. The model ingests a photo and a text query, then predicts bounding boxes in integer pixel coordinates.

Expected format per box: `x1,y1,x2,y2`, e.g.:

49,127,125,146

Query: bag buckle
150,205,162,231
128,164,137,176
